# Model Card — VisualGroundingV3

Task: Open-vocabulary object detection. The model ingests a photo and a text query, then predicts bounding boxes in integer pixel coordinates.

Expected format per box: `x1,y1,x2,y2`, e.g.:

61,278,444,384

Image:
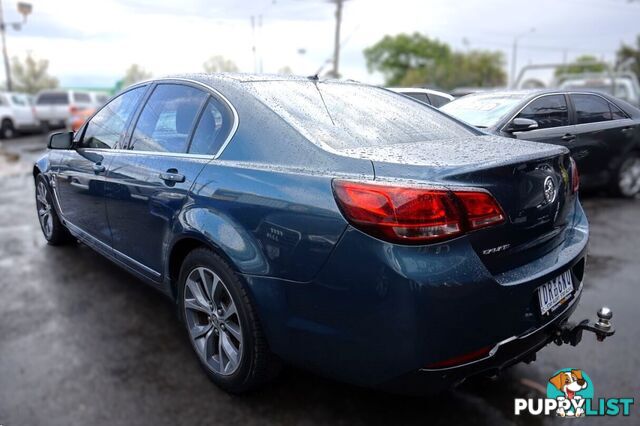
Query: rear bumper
241,199,589,389
382,281,583,393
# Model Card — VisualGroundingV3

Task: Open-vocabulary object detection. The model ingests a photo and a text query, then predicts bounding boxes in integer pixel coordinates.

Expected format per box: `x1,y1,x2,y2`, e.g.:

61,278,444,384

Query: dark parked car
441,90,640,197
35,75,591,394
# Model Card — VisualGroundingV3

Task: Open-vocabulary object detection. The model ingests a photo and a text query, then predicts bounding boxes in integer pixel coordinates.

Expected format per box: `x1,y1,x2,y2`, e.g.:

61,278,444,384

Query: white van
34,90,93,130
0,92,41,138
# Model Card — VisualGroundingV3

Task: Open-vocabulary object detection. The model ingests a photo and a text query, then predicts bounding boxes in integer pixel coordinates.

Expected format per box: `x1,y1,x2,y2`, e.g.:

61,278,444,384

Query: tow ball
554,307,615,346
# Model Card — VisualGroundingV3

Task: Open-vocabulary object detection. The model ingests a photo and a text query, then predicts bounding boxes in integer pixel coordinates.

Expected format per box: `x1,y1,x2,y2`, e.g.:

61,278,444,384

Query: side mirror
508,117,539,133
48,132,74,150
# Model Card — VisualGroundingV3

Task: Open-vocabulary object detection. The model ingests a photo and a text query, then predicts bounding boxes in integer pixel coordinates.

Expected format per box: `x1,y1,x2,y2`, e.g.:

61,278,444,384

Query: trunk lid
339,135,576,274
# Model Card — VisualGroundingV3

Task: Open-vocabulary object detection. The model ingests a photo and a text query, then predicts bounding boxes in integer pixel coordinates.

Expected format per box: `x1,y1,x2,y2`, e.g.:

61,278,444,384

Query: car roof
388,87,454,100
130,73,372,93
458,88,620,99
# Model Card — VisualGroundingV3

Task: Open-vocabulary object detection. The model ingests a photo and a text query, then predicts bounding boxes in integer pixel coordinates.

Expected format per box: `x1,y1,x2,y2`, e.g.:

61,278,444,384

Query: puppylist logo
515,369,634,417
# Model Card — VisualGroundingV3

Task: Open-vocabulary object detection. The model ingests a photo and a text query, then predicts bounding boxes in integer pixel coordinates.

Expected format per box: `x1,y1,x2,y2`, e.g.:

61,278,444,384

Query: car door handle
621,127,633,133
93,163,106,173
159,171,185,183
561,134,576,141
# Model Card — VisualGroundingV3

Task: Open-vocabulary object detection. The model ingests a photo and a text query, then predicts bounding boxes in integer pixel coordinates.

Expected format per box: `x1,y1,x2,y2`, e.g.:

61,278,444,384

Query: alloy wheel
36,181,53,238
618,157,640,197
183,267,243,376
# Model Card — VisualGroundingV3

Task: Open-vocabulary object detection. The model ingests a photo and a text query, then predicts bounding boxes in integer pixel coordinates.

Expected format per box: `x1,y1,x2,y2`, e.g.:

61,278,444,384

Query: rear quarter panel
181,161,356,282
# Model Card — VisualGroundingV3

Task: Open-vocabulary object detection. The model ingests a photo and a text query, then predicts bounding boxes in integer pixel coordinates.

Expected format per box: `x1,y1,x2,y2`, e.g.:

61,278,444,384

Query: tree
554,55,606,77
616,35,640,78
364,33,506,90
203,56,239,73
121,64,152,88
10,54,58,94
364,33,451,87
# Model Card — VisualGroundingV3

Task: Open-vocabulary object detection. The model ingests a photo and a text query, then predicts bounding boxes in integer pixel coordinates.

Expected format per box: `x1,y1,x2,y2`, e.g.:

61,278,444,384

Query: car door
54,86,148,248
508,94,575,149
568,93,635,187
105,82,222,280
8,94,35,127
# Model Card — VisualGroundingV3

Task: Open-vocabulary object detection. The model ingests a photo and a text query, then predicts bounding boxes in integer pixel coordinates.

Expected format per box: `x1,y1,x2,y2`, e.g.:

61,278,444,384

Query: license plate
538,271,574,315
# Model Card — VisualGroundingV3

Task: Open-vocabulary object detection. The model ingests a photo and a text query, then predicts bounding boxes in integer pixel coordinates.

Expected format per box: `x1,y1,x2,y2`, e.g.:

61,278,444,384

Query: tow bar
554,307,615,346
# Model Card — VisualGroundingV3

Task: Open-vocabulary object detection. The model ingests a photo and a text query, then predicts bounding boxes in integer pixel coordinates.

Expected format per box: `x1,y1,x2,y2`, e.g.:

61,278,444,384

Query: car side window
428,94,450,108
81,86,146,149
516,95,569,129
130,84,208,153
572,94,613,124
11,95,27,106
609,102,628,120
406,93,430,104
188,97,234,156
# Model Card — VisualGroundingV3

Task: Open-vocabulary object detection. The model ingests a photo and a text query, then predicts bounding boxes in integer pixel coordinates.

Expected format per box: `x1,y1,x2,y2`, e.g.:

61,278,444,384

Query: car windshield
441,94,525,128
246,81,475,151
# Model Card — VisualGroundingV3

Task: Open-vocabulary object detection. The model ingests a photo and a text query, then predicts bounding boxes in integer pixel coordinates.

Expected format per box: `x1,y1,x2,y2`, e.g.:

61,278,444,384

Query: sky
4,0,639,89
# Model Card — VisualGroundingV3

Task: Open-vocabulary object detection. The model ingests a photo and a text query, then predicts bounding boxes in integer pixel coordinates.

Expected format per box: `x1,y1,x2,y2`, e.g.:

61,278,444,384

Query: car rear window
246,81,475,151
36,92,69,105
73,92,91,103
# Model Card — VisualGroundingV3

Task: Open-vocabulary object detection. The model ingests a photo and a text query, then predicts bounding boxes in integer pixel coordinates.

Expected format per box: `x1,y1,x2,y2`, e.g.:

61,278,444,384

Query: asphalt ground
0,134,638,425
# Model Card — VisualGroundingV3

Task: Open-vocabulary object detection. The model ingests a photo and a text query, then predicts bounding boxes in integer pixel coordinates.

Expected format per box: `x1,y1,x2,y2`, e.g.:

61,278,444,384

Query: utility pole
0,1,32,91
510,27,535,89
0,0,11,91
251,16,257,73
329,0,346,78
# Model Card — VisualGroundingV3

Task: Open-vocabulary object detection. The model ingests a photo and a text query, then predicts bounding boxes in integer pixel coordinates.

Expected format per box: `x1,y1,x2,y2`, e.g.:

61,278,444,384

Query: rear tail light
332,180,505,244
570,157,579,193
69,105,80,115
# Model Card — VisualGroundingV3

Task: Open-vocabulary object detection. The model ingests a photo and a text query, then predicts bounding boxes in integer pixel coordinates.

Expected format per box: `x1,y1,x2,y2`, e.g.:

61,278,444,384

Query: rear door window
82,86,146,149
572,94,613,124
130,84,208,153
36,92,69,105
188,96,234,155
428,94,451,108
609,102,628,120
516,95,569,129
405,93,430,104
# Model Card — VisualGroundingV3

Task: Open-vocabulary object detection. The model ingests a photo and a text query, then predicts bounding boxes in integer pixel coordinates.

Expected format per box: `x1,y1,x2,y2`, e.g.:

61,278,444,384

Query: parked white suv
34,90,93,130
0,92,41,139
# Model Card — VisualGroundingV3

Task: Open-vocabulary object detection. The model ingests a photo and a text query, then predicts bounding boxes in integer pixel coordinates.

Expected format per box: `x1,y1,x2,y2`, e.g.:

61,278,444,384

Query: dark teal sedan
34,74,593,394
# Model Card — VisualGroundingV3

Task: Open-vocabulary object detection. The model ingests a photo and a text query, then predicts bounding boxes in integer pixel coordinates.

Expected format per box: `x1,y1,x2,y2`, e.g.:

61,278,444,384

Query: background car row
0,89,109,139
393,86,640,198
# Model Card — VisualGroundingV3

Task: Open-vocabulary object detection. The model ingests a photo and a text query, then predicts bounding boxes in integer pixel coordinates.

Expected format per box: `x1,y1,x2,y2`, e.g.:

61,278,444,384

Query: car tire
1,118,15,139
178,247,281,393
611,153,640,198
35,174,74,245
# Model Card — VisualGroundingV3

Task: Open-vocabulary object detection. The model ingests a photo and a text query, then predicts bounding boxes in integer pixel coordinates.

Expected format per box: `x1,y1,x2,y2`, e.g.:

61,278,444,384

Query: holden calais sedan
35,75,590,393
441,90,640,197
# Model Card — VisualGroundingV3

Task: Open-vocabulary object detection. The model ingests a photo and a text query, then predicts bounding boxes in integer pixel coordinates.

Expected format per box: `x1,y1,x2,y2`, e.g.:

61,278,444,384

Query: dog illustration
549,369,588,417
